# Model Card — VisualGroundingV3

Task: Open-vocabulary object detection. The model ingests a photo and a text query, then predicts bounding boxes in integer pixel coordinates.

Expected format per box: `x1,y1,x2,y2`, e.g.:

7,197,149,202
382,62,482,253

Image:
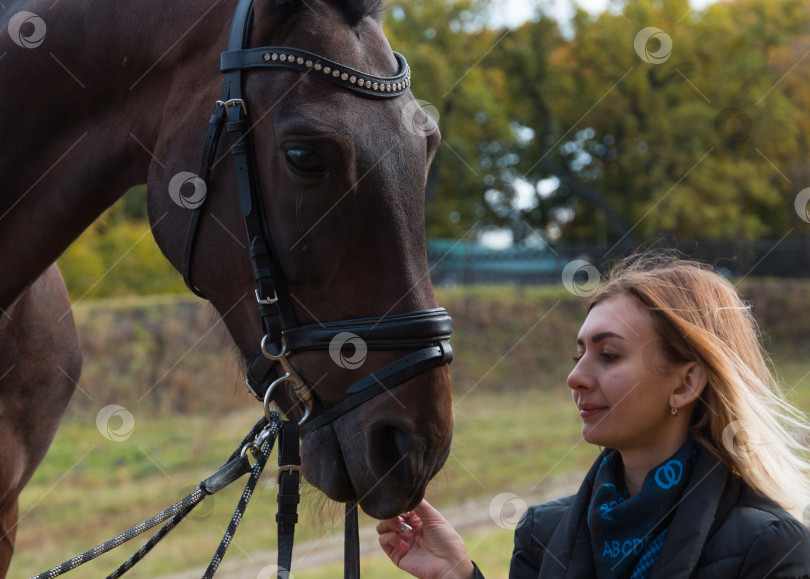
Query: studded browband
221,47,412,97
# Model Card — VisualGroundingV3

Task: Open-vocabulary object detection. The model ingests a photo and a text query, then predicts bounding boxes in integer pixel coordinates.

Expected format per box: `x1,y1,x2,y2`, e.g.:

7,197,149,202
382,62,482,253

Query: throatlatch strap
182,104,227,299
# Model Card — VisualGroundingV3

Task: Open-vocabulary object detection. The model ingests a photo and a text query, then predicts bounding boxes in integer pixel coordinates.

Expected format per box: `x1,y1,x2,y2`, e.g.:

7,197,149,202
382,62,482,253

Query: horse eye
285,147,326,175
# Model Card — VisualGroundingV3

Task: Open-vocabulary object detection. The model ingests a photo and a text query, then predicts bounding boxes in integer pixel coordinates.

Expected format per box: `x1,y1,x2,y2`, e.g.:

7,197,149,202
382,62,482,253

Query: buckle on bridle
256,289,278,305
276,464,302,482
216,98,247,115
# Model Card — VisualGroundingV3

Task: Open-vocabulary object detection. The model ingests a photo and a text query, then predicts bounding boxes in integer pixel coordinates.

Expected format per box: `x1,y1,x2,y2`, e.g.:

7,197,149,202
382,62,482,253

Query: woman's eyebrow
576,331,626,345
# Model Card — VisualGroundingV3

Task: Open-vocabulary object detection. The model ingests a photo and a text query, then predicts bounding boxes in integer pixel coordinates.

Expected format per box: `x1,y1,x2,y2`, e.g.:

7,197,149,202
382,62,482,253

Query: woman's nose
567,358,593,391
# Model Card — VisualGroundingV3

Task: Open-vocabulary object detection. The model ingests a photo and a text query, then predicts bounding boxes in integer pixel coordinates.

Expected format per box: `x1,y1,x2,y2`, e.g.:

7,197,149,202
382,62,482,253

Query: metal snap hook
297,400,312,425
240,442,261,460
261,334,287,360
263,373,289,420
263,373,313,426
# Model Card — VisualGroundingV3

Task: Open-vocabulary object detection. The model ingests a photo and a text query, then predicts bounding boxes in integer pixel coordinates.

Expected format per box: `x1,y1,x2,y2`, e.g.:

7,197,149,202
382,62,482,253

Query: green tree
488,0,810,245
384,0,519,239
58,188,186,299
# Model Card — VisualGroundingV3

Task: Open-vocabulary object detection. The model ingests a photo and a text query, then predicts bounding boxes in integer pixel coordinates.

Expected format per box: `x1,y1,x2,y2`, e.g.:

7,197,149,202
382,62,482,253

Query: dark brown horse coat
1,0,453,574
0,266,80,577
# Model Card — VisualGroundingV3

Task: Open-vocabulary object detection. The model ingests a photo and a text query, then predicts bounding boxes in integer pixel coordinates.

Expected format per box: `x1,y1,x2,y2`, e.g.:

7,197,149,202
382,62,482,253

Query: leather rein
180,0,454,576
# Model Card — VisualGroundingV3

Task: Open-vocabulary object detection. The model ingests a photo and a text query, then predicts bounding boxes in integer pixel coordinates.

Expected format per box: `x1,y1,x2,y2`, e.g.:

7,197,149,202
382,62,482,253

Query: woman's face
567,294,687,454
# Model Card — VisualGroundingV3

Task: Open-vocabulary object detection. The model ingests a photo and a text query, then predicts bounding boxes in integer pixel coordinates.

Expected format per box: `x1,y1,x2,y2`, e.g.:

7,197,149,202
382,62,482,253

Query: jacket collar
541,449,605,578
544,447,732,579
649,450,731,579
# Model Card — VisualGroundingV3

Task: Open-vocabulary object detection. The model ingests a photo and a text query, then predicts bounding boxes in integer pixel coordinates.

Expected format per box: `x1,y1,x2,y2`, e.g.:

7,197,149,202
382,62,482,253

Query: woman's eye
285,147,326,175
601,353,619,361
572,355,583,364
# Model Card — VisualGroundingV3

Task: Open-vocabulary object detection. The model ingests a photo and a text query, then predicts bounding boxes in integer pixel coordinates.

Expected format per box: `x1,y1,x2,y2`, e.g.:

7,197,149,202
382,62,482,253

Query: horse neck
0,0,231,308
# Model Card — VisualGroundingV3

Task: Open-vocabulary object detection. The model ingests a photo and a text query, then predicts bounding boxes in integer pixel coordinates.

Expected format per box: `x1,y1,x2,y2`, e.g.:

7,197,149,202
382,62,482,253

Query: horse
0,0,454,574
0,266,80,577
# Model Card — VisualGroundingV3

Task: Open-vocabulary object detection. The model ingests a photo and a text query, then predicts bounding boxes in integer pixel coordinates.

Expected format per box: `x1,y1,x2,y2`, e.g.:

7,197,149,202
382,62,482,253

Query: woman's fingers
412,499,442,522
375,518,396,535
378,530,405,552
377,516,415,558
377,515,414,536
402,510,424,533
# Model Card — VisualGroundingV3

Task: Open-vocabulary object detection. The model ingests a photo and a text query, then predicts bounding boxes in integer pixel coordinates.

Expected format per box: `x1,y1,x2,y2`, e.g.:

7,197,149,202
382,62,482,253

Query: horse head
147,0,453,518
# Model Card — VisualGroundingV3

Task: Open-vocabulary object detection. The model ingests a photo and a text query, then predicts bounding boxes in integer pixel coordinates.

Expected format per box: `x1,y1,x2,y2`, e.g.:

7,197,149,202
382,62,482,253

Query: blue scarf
588,439,697,579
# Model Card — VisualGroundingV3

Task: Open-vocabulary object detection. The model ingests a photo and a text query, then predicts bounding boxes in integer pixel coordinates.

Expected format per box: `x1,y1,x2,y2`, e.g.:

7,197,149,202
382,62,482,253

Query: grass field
11,387,593,578
9,284,810,578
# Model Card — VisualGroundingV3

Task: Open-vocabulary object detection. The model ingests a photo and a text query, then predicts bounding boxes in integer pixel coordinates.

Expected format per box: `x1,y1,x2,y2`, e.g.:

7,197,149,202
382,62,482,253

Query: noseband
182,0,453,432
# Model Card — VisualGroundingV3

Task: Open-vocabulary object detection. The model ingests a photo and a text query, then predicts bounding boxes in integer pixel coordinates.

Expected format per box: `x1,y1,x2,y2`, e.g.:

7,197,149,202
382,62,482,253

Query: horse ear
338,0,386,23
252,0,299,40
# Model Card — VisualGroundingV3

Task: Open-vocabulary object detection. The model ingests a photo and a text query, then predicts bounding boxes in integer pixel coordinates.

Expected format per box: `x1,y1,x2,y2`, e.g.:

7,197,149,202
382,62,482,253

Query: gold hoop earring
670,406,679,417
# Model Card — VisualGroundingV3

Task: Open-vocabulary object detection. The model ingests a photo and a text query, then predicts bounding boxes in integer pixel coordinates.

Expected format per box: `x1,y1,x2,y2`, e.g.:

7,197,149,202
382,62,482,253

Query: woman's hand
376,499,475,579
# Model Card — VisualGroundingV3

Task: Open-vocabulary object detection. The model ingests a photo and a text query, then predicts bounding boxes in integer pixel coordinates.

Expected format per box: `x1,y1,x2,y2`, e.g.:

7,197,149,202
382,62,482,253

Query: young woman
377,254,810,578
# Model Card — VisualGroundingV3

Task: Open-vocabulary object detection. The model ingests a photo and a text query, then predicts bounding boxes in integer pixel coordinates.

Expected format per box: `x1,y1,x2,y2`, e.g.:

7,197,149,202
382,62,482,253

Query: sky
489,0,720,29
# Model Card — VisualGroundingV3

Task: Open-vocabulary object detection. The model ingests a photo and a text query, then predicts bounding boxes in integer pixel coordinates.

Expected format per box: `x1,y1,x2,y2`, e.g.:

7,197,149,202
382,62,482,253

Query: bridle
182,0,453,433
180,3,453,575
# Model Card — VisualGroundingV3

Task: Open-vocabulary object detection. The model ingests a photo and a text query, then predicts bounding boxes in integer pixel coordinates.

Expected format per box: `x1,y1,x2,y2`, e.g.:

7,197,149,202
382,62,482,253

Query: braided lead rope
30,415,277,579
111,415,280,578
106,503,197,578
30,487,207,579
202,417,281,578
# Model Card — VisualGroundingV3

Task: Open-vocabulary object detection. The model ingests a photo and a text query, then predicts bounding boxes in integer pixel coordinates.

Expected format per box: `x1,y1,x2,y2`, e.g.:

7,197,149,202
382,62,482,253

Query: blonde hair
590,251,810,522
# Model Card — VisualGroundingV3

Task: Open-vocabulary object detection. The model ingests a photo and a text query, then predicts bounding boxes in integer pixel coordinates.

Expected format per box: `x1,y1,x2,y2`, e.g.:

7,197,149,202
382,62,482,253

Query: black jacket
474,449,810,578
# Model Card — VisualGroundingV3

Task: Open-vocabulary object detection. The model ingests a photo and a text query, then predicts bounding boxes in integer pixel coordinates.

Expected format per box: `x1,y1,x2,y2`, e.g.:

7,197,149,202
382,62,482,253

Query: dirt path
157,473,582,579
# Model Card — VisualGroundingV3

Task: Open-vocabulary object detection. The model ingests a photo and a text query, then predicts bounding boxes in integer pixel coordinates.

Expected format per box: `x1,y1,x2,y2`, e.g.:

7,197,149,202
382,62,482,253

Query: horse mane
275,0,386,25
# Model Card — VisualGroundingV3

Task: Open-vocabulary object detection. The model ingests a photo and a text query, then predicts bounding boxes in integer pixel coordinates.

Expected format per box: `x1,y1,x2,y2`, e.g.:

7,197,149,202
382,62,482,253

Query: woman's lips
578,404,607,418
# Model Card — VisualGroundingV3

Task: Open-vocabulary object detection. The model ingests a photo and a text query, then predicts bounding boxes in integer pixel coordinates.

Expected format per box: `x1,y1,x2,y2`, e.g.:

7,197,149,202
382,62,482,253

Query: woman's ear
670,362,708,409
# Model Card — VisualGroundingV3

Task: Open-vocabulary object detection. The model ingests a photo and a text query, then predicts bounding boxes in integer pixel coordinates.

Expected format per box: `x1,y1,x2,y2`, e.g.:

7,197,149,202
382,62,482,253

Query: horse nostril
368,422,422,478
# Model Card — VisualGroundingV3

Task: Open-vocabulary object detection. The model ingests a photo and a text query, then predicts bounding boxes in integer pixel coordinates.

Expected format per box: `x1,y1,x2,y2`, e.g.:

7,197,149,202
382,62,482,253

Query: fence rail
426,238,810,286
